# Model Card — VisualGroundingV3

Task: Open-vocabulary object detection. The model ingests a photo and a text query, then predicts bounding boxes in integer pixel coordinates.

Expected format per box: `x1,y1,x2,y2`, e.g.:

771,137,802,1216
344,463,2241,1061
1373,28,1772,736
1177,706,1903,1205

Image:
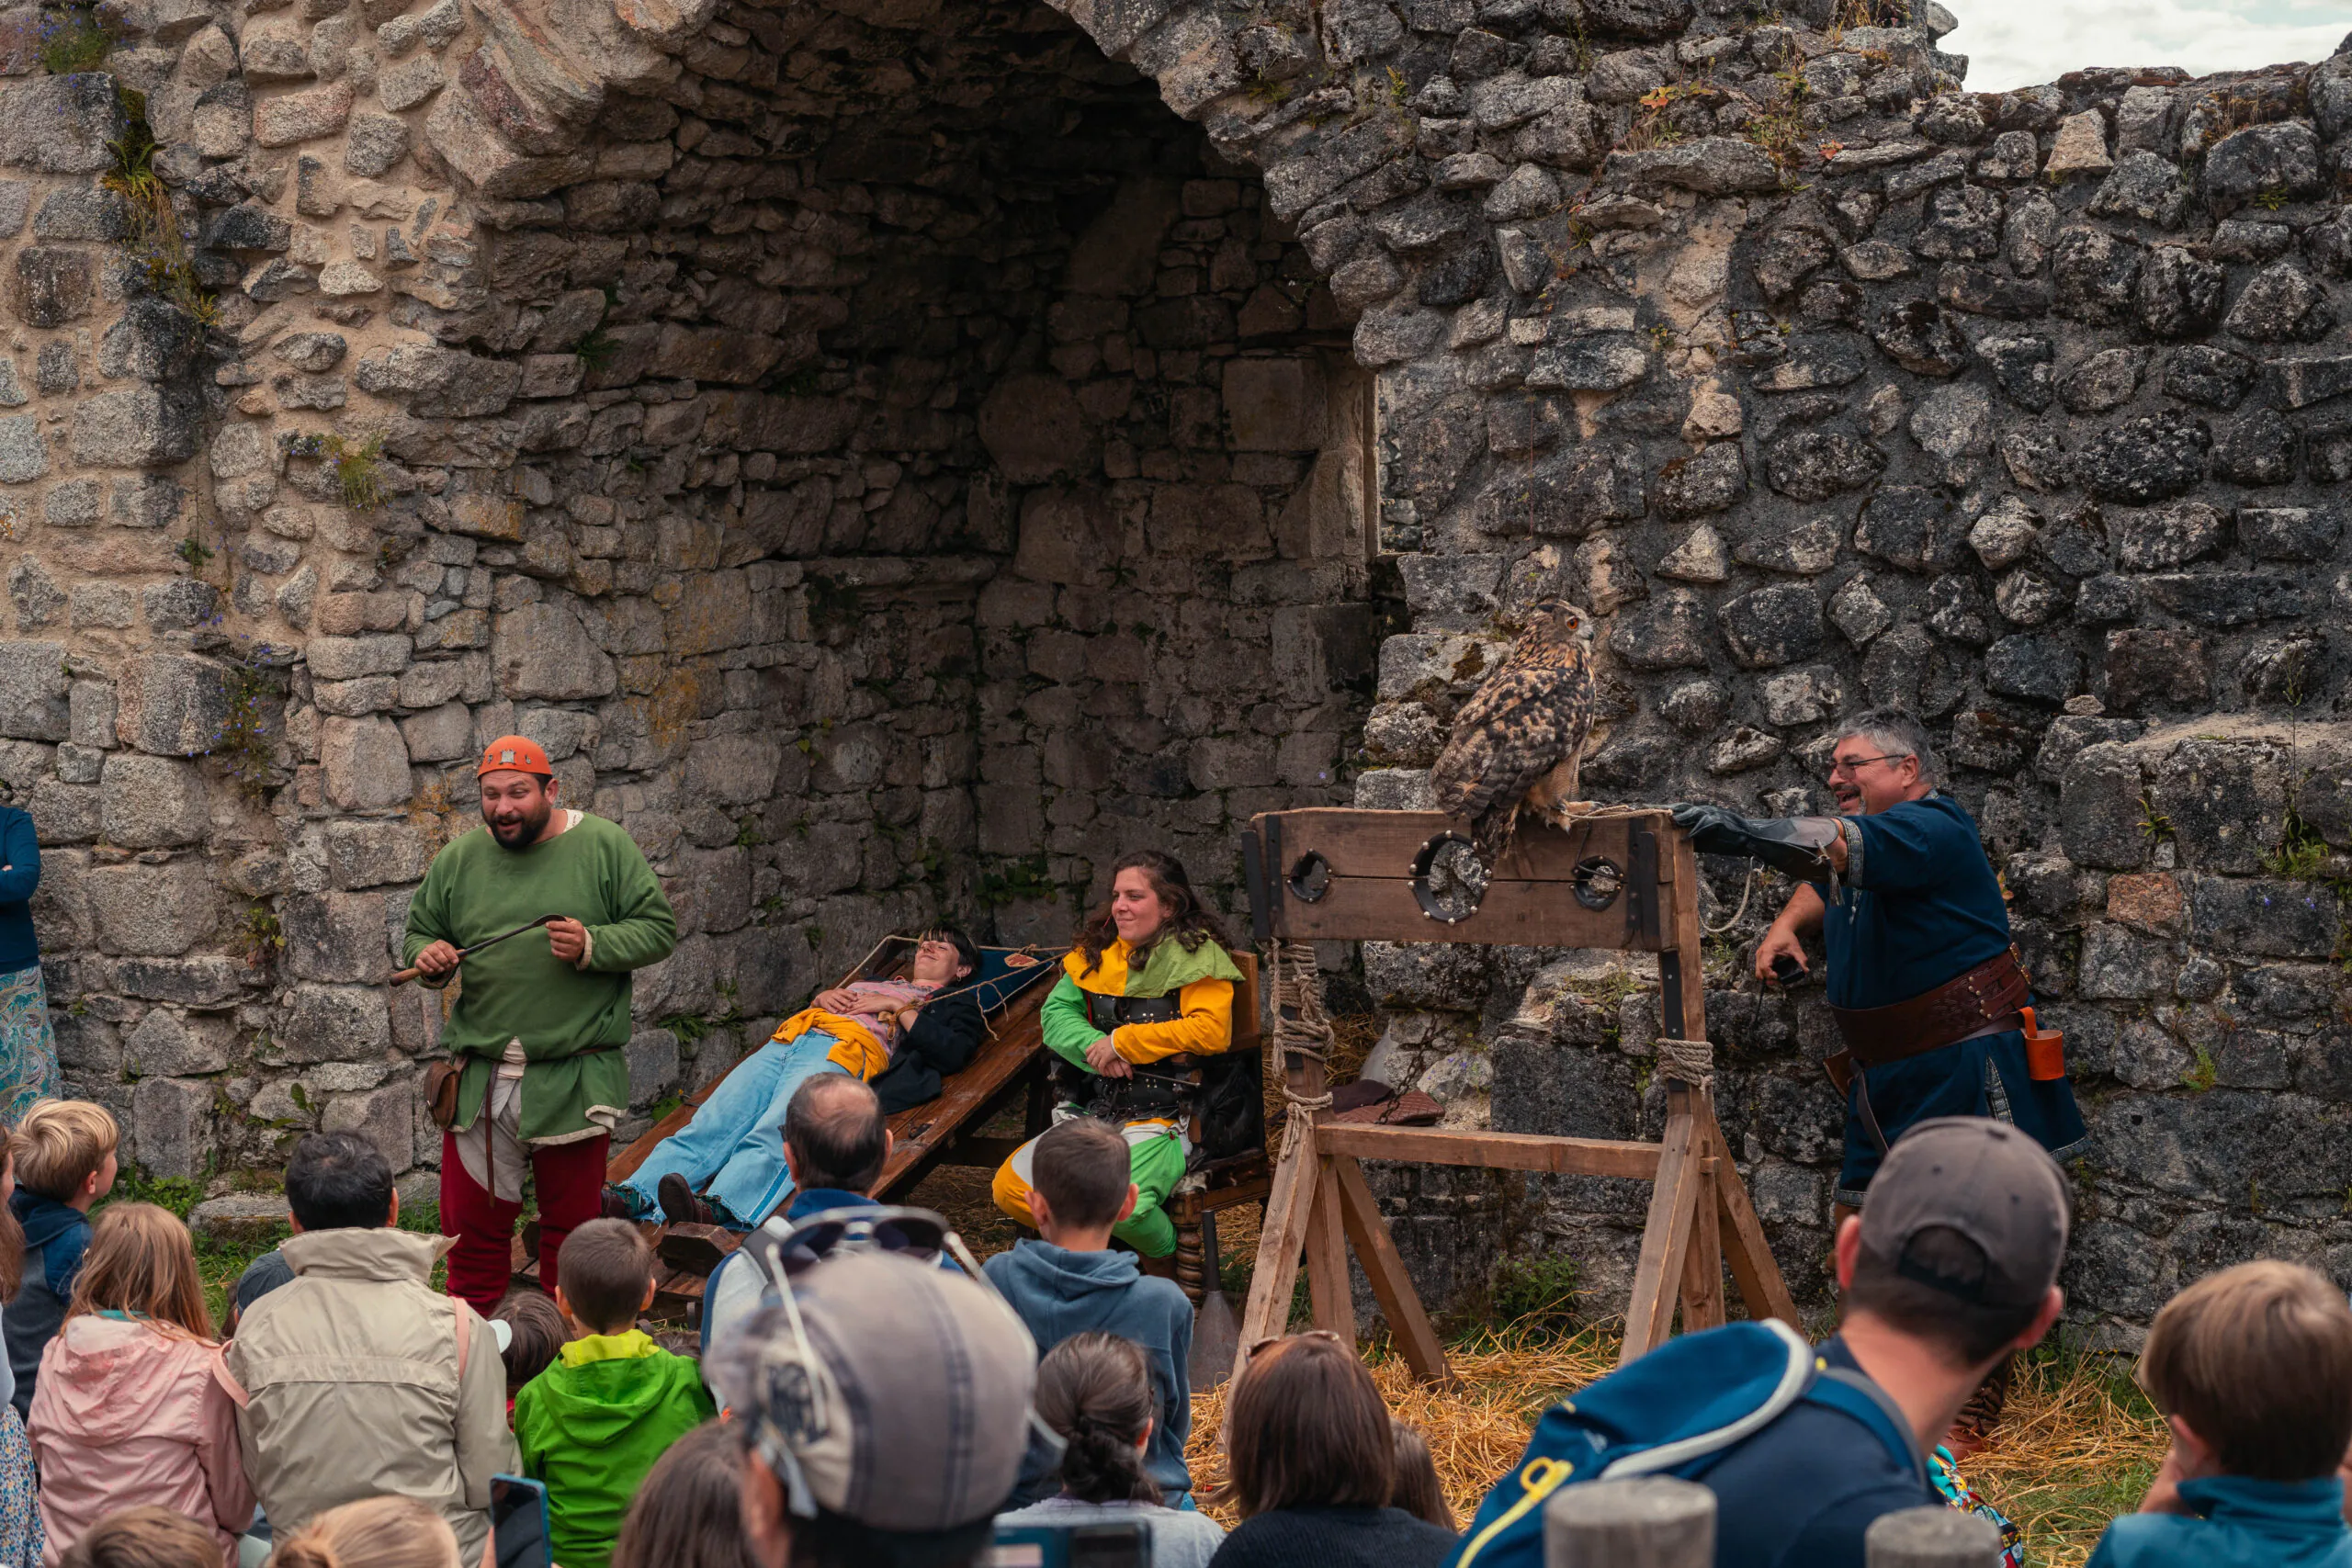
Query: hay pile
1183,1331,2168,1567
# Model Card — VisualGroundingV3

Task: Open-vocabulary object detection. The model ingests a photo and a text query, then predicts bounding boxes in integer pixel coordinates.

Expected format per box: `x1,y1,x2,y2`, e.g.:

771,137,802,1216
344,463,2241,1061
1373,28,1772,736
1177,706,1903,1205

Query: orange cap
478,736,553,777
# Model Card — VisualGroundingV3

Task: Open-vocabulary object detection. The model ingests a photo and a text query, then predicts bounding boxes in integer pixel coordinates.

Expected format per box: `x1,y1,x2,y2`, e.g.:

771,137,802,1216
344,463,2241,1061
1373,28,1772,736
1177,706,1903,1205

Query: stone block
85,859,219,956
2078,921,2170,999
0,640,65,740
626,1026,679,1108
69,389,201,468
114,653,228,756
1363,940,1491,1010
2059,740,2151,871
320,716,410,810
99,753,206,847
1718,585,1822,669
2147,739,2286,874
322,1082,413,1174
125,1009,232,1075
0,76,124,175
277,981,391,1063
684,733,780,807
306,634,412,681
323,820,427,888
1223,358,1327,451
492,600,615,700
284,889,391,982
2186,876,2339,960
2102,629,2208,714
397,700,472,762
132,1077,214,1181
2106,872,2184,935
976,374,1091,483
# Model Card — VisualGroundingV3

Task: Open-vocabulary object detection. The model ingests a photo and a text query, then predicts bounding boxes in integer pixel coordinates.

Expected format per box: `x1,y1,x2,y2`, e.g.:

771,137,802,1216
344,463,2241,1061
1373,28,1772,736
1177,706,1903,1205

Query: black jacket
871,987,988,1114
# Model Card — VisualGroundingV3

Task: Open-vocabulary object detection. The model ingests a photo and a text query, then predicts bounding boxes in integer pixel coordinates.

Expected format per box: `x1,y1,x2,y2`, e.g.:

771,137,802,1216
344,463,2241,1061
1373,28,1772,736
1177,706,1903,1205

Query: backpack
1451,1319,1923,1568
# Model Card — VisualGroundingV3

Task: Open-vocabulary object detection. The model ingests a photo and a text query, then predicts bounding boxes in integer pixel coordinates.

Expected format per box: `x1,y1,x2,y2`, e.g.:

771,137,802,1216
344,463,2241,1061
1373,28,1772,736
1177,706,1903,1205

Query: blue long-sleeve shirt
0,808,41,973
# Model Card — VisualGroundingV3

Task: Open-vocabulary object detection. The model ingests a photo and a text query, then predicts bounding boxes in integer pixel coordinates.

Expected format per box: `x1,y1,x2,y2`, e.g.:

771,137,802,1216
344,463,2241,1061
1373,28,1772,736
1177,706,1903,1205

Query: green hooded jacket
512,1331,715,1568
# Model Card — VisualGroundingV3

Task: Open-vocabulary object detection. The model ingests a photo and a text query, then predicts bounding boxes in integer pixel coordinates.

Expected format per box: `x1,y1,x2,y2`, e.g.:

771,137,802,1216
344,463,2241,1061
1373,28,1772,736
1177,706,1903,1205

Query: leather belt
1822,948,2030,1095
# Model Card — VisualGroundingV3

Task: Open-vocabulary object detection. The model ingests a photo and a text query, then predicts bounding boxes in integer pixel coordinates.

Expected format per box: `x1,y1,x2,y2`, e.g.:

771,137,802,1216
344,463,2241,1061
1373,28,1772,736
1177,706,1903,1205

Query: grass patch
1184,1326,2165,1564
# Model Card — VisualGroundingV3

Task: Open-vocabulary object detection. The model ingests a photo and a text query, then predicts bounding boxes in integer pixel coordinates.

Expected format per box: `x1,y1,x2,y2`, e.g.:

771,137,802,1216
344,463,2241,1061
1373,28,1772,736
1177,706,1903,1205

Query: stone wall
0,0,2348,1335
0,0,1380,1188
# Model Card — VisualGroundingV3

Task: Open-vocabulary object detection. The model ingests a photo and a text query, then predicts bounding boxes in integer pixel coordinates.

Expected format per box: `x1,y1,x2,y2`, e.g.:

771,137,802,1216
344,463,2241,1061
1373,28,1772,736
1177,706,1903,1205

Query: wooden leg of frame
1709,1122,1804,1329
1621,1107,1701,1363
1331,1155,1452,1384
1304,1156,1357,1344
1677,1154,1726,1332
1236,1132,1318,1382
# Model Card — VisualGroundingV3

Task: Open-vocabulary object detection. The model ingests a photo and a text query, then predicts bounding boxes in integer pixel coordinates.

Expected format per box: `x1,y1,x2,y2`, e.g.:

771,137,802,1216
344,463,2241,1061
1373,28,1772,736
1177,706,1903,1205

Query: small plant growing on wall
283,432,390,512
103,94,220,328
39,3,114,74
209,637,291,801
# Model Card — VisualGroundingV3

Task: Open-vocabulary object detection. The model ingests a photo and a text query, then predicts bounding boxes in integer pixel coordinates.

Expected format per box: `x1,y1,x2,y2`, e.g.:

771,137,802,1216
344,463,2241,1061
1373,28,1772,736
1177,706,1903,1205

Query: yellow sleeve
1112,977,1233,1064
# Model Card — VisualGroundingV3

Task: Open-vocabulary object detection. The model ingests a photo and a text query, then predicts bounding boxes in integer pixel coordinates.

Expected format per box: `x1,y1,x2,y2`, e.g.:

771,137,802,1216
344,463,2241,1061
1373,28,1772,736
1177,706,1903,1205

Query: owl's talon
1548,800,1597,825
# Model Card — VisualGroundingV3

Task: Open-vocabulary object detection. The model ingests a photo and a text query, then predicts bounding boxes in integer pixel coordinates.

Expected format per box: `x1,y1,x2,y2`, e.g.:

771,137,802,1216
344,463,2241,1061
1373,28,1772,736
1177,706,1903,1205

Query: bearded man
404,736,678,1313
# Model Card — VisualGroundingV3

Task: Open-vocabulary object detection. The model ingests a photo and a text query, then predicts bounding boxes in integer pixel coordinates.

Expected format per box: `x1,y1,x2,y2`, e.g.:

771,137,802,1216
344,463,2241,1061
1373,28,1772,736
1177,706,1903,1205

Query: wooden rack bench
1235,807,1800,1383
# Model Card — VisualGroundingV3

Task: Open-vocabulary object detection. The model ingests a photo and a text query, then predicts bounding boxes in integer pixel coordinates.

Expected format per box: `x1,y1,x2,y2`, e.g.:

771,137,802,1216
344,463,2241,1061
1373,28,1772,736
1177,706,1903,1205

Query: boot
1943,1350,2015,1461
658,1172,718,1227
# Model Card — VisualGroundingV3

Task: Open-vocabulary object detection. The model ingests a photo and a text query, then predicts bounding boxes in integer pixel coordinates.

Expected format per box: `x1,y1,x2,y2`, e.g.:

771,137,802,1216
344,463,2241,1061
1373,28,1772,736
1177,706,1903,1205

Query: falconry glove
1669,804,1846,883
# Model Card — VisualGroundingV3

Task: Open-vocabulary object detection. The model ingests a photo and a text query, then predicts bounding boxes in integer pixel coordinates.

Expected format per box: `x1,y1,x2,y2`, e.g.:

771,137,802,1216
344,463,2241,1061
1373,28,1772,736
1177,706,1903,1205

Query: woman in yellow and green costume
993,850,1243,1259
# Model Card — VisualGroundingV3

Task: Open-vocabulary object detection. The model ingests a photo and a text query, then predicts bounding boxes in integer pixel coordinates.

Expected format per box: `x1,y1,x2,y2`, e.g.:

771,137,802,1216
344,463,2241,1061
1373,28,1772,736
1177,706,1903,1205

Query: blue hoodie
985,1239,1193,1502
2088,1474,2352,1568
5,1190,91,1420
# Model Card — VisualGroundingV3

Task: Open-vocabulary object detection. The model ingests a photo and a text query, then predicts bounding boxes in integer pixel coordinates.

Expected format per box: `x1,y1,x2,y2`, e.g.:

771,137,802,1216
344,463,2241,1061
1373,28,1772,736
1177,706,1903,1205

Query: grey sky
1941,0,2346,94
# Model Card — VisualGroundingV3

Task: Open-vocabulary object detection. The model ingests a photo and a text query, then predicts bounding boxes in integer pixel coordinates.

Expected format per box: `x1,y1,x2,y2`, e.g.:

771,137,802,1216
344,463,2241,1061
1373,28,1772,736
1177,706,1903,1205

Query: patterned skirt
0,1404,42,1568
0,964,58,1129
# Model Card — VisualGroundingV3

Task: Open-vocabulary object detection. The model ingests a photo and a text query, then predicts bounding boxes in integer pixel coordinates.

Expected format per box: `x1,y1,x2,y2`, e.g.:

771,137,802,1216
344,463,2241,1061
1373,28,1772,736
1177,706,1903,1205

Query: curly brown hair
1074,850,1229,977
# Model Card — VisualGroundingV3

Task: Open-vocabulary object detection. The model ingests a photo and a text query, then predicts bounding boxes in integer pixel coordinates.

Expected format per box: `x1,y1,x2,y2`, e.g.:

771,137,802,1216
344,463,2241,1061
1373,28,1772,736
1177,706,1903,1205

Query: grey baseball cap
707,1249,1039,1532
1860,1116,2069,1309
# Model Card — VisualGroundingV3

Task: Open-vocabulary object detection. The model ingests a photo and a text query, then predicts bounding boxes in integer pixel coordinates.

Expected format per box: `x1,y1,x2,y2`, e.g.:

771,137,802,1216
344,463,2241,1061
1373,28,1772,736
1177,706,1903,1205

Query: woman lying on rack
991,851,1243,1265
602,927,982,1228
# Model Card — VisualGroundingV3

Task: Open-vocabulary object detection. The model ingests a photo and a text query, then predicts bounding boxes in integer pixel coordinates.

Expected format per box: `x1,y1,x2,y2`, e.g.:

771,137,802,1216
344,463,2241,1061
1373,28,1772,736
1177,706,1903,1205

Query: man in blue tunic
1673,706,2086,1451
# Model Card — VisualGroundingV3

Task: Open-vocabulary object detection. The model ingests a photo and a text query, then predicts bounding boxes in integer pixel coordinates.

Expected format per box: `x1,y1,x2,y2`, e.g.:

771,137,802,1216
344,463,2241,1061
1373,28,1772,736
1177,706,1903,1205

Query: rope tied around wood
1264,940,1334,1156
1655,1036,1714,1093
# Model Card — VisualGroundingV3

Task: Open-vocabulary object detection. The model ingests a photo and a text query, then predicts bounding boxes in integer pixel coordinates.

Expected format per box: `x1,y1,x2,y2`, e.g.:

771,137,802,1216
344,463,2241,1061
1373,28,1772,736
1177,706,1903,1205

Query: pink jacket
27,1315,255,1567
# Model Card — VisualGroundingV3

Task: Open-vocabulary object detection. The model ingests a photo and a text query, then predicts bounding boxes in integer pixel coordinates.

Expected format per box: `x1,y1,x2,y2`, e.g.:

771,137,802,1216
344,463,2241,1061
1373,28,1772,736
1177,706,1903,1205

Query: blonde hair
58,1506,223,1568
269,1496,460,1568
68,1202,213,1342
12,1099,118,1201
2141,1259,2352,1481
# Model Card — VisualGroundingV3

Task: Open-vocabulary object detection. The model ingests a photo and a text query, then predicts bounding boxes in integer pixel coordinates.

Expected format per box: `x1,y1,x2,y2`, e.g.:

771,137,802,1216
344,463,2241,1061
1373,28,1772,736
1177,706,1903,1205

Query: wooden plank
1305,1156,1357,1344
1319,1122,1663,1179
1667,829,1709,1051
1255,808,1650,883
1270,874,1670,949
1236,1131,1320,1382
1333,1154,1451,1382
1709,1114,1804,1330
1676,1155,1726,1333
1621,1103,1701,1362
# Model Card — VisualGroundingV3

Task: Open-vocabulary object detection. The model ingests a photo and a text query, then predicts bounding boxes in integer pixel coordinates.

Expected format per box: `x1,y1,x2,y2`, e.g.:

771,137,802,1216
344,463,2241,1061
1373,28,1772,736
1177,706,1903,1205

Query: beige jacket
222,1228,515,1562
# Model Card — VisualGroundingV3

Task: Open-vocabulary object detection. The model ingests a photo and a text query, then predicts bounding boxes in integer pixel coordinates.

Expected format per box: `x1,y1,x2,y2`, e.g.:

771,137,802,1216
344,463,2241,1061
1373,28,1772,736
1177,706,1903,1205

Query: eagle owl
1428,600,1600,860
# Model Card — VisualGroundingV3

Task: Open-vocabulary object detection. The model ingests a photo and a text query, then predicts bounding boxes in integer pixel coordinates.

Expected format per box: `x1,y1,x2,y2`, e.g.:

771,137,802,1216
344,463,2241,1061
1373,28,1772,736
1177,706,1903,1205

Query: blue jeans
617,1032,849,1226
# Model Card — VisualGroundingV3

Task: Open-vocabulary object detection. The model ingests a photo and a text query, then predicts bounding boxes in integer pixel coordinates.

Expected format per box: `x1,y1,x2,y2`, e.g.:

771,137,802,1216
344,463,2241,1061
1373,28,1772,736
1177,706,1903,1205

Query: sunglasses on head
751,1204,990,1282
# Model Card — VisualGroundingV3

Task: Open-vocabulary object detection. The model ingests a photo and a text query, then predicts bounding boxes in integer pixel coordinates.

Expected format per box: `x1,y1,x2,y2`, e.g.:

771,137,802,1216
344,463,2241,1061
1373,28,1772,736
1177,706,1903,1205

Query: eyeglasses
1826,752,1906,778
751,1204,989,1281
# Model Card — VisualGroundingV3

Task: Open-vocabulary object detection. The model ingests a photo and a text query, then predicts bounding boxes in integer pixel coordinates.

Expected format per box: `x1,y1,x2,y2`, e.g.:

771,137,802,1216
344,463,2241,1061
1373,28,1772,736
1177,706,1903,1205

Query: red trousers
439,1128,608,1316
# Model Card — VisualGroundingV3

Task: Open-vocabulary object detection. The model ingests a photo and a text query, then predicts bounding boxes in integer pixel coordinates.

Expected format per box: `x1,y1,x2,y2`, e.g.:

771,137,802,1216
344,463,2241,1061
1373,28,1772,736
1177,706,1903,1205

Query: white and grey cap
707,1249,1041,1533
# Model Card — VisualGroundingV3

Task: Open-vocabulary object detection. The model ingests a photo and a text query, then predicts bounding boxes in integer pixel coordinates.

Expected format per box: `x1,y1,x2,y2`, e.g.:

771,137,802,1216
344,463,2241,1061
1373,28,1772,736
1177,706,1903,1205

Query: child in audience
55,1508,221,1568
610,1422,759,1568
492,1288,568,1401
984,1118,1194,1506
1209,1334,1455,1568
27,1203,253,1568
271,1496,461,1568
513,1219,714,1568
4,1100,116,1422
997,1333,1225,1568
2088,1259,2352,1568
1389,1423,1453,1531
0,1132,38,1568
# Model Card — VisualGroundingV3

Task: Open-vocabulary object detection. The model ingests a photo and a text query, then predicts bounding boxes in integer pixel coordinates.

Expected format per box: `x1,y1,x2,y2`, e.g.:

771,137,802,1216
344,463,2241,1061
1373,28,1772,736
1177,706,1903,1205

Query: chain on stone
1264,940,1334,1156
1655,1035,1715,1094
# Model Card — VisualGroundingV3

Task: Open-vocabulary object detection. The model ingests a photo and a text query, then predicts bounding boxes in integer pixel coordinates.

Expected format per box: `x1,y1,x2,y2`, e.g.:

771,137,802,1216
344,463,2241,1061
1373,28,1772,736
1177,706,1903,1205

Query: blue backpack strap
1802,1366,1928,1491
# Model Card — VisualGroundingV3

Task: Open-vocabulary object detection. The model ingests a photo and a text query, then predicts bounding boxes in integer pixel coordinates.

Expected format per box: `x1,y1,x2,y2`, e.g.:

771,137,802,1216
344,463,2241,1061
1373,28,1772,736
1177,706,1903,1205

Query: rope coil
1655,1036,1714,1093
1263,940,1334,1156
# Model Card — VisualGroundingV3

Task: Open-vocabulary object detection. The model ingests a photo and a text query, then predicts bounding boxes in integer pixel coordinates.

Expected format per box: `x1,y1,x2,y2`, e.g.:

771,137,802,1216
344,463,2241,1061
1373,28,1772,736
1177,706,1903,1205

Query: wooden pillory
1235,807,1802,1383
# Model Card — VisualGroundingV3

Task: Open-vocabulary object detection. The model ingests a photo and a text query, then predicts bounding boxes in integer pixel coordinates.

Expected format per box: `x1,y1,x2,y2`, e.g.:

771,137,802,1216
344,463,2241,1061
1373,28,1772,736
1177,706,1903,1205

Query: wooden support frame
1238,807,1800,1383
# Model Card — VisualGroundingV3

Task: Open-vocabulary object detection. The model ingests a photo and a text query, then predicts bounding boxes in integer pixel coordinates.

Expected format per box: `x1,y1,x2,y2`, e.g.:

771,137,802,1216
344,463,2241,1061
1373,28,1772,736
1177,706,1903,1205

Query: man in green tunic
405,735,678,1313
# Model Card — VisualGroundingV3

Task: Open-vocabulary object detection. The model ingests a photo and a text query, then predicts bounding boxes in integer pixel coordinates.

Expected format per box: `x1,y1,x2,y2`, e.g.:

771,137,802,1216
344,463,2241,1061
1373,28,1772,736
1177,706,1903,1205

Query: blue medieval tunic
1812,793,2087,1204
